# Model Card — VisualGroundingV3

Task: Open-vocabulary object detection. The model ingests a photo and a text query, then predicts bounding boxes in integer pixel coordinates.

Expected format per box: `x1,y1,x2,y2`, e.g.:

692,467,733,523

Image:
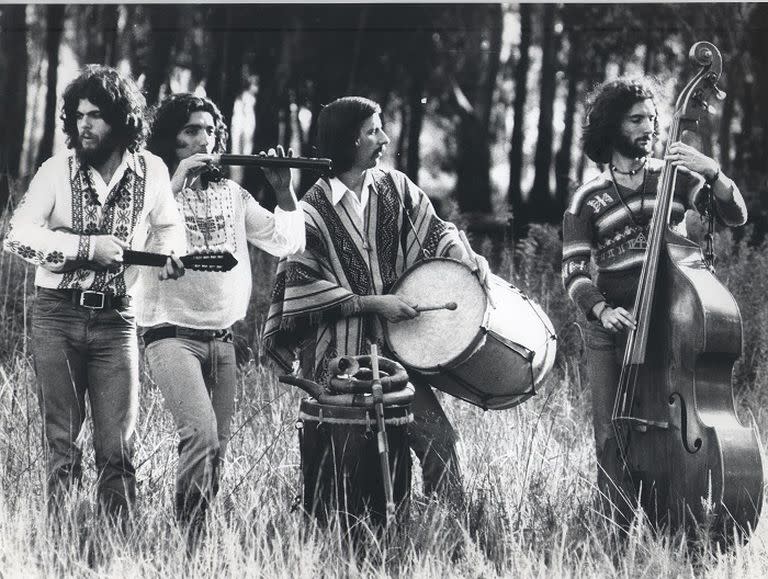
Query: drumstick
414,302,458,312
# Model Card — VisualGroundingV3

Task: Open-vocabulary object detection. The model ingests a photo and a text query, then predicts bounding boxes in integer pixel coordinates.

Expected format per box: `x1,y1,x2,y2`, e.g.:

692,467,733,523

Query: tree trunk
144,5,179,105
246,6,296,208
454,4,502,215
0,5,28,210
405,75,426,181
102,5,120,67
555,29,581,212
396,99,408,172
508,4,531,230
36,5,66,170
529,4,559,222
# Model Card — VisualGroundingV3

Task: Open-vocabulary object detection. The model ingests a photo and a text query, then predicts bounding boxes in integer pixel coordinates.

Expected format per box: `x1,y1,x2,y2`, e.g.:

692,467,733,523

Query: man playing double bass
561,77,747,505
264,96,490,510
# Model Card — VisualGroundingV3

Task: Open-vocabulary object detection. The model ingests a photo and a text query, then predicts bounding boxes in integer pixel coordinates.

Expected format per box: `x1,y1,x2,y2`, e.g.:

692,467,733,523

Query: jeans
144,331,236,509
31,288,138,519
583,319,634,511
409,378,464,507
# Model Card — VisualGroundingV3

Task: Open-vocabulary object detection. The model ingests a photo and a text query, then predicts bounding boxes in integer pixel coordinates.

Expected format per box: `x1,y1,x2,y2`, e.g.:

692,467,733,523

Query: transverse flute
214,154,332,172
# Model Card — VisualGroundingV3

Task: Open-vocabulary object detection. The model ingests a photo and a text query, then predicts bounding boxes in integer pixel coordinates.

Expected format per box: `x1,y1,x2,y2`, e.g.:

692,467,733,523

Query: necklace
610,156,648,176
609,165,648,228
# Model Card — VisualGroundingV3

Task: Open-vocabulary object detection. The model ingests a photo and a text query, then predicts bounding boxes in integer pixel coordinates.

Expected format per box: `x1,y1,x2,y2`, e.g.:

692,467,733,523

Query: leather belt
59,289,132,310
142,325,233,347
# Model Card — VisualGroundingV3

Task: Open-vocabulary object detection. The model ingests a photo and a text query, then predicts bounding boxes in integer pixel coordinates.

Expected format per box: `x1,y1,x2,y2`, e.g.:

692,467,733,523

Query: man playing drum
561,77,747,505
264,96,489,509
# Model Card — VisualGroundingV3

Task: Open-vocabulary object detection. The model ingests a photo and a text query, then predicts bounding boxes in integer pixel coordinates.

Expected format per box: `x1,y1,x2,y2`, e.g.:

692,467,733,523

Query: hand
665,142,719,182
159,252,185,280
371,295,419,323
598,305,637,333
458,230,493,305
170,153,218,193
258,145,296,207
92,235,129,268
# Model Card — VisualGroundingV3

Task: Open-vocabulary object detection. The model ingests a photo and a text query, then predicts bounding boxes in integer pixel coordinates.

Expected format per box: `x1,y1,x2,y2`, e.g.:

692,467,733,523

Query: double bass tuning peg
714,86,726,101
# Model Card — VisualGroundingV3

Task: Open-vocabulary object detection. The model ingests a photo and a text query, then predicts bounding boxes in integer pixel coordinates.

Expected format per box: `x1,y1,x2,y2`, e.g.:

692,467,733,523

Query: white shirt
136,178,305,330
329,171,375,224
3,149,185,296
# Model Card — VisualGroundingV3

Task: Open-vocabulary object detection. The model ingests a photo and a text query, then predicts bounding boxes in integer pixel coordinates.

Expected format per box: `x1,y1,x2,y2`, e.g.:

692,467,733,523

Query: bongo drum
297,399,412,528
383,258,557,410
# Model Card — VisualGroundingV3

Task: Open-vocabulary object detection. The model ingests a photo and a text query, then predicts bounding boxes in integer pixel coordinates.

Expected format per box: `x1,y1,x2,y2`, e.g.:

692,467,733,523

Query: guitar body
618,229,763,536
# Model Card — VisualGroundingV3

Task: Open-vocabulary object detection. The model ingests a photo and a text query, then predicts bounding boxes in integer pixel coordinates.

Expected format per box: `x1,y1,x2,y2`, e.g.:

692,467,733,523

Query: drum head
384,258,487,371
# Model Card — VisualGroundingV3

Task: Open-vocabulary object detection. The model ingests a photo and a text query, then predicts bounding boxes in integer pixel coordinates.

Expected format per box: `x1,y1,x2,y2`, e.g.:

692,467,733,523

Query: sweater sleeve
562,206,605,319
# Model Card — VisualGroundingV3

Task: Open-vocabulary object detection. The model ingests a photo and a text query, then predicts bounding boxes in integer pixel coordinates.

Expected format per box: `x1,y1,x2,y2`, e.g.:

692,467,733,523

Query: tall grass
1,213,768,577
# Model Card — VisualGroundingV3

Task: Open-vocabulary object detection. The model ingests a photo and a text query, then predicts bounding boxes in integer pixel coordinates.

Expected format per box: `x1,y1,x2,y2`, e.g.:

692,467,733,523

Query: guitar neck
122,249,169,267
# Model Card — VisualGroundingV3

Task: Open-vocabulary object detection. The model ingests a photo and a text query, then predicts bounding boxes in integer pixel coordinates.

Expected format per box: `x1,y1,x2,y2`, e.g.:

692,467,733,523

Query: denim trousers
409,378,464,506
31,288,138,517
144,333,236,504
583,320,628,465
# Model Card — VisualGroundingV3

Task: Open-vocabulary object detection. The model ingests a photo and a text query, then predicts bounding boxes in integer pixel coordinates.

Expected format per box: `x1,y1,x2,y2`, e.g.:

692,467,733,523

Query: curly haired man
3,65,185,527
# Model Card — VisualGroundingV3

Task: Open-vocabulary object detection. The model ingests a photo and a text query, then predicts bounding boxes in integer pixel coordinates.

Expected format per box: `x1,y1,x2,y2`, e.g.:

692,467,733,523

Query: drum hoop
383,257,489,372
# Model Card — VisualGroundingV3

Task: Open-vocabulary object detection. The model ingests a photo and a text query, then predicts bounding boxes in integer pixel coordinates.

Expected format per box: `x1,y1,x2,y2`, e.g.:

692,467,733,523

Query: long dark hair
61,64,148,152
582,77,660,164
317,96,381,176
147,93,229,170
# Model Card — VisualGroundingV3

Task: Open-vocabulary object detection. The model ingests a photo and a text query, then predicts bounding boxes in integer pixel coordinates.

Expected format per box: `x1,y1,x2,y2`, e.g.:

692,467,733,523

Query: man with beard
265,96,490,510
140,93,304,541
561,77,746,507
3,65,185,528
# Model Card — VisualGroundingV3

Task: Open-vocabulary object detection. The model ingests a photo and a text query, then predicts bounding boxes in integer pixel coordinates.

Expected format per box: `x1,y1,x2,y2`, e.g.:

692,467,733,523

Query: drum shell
298,399,412,527
423,276,556,410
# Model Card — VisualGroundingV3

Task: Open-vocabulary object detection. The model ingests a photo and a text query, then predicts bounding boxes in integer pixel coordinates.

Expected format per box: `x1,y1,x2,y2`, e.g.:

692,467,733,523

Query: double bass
608,42,763,539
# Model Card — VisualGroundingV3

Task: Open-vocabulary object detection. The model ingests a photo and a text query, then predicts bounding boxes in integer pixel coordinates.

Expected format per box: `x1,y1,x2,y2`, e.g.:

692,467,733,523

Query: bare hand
458,230,493,305
373,295,419,323
599,305,637,333
158,252,185,281
257,145,295,206
92,235,129,268
665,142,719,182
170,153,218,193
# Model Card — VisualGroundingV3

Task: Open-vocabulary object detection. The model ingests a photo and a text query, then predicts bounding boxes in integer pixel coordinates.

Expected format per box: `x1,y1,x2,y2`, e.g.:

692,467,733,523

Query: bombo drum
383,258,557,410
298,399,412,527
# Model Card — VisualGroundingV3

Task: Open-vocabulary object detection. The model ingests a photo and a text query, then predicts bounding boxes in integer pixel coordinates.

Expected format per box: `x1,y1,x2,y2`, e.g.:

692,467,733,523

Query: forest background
2,3,768,577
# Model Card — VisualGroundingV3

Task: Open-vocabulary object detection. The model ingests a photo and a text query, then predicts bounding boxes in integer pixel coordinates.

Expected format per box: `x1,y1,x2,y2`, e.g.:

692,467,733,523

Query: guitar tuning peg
708,104,717,115
714,87,726,101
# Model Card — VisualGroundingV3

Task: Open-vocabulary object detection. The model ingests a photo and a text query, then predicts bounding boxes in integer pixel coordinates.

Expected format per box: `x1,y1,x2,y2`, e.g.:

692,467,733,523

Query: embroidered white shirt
136,178,305,329
3,149,185,296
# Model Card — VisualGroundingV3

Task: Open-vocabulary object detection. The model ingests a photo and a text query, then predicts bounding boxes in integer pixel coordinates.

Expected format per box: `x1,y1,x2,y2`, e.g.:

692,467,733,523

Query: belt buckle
79,290,106,310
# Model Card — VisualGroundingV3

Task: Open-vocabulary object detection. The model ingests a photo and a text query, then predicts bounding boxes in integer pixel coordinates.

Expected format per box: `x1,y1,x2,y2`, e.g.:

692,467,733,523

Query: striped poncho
562,157,746,318
264,168,463,382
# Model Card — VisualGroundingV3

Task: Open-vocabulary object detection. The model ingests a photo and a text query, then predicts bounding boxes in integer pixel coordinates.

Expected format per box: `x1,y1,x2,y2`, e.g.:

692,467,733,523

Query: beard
613,132,652,159
76,133,119,167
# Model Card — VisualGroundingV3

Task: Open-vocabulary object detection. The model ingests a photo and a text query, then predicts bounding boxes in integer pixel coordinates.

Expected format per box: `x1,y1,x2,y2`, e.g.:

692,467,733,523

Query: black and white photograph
1,2,767,576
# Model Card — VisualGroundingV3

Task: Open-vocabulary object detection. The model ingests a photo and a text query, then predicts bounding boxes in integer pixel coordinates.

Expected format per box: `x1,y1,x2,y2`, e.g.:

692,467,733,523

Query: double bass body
617,227,763,536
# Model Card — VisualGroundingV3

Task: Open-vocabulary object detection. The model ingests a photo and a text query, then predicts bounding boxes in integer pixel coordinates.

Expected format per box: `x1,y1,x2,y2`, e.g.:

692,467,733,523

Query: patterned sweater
562,158,747,318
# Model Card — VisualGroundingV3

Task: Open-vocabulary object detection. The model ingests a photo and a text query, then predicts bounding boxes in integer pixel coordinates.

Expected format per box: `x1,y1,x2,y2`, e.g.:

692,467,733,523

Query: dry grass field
1,215,768,577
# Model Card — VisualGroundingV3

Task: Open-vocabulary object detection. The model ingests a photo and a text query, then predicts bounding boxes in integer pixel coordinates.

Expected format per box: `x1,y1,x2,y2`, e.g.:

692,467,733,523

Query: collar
73,149,142,178
329,171,374,206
